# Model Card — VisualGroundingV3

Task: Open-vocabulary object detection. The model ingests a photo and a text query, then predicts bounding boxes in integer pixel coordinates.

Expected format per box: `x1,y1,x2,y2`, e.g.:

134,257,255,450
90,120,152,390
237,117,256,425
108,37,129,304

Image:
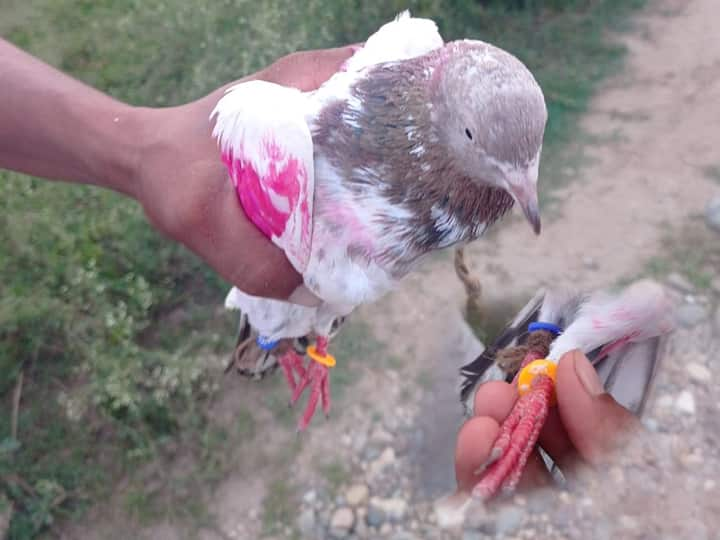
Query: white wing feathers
548,280,674,361
342,10,444,73
210,80,315,273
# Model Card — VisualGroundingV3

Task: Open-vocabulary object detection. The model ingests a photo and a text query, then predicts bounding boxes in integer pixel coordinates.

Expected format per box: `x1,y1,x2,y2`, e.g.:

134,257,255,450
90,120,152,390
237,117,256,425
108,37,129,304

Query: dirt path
66,1,720,538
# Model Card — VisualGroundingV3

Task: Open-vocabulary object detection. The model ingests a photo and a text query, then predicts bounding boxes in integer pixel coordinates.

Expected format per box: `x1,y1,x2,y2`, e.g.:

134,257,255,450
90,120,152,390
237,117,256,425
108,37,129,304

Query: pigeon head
432,41,547,234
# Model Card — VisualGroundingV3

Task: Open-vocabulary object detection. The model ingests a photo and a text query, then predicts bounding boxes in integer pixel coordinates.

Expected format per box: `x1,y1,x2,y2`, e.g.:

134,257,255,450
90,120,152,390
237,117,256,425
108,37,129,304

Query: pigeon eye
465,128,473,140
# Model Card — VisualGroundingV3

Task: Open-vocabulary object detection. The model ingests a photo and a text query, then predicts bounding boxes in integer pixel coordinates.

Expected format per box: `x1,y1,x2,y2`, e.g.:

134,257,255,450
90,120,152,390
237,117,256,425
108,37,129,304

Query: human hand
132,46,357,302
455,350,641,494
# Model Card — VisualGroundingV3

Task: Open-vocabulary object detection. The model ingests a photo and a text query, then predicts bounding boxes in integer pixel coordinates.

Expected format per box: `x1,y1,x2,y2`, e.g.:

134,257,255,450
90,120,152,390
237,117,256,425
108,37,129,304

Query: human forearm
0,38,141,196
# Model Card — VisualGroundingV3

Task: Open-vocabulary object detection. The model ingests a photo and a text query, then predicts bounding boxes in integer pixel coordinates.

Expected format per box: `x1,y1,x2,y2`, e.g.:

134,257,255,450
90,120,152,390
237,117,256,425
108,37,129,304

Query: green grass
261,479,298,538
318,459,351,497
640,218,720,291
1,0,647,537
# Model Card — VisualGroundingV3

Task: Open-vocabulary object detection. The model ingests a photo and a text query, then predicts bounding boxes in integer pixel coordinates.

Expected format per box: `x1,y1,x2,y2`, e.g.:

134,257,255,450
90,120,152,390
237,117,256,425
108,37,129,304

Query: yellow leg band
518,359,557,403
307,345,336,368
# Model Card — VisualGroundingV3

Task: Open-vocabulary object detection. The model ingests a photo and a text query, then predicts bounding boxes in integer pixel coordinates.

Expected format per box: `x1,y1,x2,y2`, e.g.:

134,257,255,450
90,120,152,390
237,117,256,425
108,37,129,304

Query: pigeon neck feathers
313,52,514,271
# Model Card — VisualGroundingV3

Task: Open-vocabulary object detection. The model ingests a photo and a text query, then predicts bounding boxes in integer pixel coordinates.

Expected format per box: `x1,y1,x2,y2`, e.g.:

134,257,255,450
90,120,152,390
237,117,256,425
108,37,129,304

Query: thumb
556,350,641,464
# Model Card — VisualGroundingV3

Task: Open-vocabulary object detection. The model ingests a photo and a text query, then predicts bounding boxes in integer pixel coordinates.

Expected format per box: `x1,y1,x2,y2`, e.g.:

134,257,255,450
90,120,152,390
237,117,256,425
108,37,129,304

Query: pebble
676,303,708,328
667,272,694,293
705,195,720,232
368,447,396,477
366,504,385,527
675,390,696,415
711,276,720,294
642,417,660,432
303,490,317,505
370,427,395,445
329,507,355,538
298,508,316,538
380,523,393,535
391,531,418,540
686,362,711,383
704,479,716,491
371,497,408,523
495,506,525,536
345,484,370,506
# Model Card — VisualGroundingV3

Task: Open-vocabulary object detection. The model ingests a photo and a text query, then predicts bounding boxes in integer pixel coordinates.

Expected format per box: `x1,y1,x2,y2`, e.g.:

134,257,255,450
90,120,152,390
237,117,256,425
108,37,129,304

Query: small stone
433,495,469,529
686,362,712,383
462,532,482,540
710,277,720,294
329,507,355,539
676,303,708,328
248,508,258,520
495,506,524,535
642,417,660,432
369,497,407,523
303,490,317,504
298,508,316,538
368,447,396,477
341,434,352,447
705,195,720,232
362,446,380,462
667,272,694,293
675,390,696,415
369,427,394,445
390,532,418,540
355,519,369,539
380,523,392,535
704,479,716,491
345,484,369,506
366,505,385,527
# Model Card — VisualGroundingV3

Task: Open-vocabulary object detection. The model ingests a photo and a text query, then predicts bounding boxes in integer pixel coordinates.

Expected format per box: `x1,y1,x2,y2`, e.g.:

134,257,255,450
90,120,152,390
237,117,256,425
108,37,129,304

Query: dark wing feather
590,335,665,416
459,290,545,405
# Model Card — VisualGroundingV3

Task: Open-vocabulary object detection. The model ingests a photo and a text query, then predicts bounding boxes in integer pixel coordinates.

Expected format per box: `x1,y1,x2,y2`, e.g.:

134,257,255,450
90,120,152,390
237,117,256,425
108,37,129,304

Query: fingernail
573,350,605,396
288,285,322,307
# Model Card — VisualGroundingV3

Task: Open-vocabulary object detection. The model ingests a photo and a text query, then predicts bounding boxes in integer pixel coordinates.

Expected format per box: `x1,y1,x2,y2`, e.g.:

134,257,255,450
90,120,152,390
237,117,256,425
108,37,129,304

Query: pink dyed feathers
211,80,315,273
222,138,312,269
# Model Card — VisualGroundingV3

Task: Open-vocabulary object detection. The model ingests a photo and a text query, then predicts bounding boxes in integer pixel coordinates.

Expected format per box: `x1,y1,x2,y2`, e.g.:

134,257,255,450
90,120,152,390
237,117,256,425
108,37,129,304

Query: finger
455,416,500,492
556,350,641,464
473,380,516,420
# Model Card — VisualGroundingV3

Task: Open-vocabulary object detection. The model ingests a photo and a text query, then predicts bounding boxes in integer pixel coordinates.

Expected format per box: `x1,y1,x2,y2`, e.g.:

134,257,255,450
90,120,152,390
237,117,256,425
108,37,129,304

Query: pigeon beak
509,183,541,235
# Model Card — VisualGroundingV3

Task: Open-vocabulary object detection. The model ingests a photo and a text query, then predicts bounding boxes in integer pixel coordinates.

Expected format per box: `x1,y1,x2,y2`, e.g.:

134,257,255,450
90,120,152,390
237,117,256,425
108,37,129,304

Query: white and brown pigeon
211,11,548,430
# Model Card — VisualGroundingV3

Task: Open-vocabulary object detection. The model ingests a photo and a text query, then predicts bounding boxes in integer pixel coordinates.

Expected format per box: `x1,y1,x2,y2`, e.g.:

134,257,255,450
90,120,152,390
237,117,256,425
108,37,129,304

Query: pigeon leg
290,336,334,431
277,350,306,394
472,357,556,500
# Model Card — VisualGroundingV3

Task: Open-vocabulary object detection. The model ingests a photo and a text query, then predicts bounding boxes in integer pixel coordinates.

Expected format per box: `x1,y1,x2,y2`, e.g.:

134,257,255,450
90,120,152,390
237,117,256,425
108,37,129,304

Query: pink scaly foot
472,347,555,501
289,336,333,431
472,376,553,499
277,350,307,394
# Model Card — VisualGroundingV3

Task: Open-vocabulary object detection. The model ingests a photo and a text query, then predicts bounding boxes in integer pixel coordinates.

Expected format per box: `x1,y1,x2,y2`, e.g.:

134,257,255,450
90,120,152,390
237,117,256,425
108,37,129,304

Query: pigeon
211,11,548,430
458,279,674,500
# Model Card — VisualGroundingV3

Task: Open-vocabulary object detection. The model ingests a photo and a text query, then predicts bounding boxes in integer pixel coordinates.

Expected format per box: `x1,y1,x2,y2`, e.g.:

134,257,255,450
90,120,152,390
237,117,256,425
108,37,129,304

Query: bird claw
278,350,307,394
472,376,553,500
289,359,331,431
